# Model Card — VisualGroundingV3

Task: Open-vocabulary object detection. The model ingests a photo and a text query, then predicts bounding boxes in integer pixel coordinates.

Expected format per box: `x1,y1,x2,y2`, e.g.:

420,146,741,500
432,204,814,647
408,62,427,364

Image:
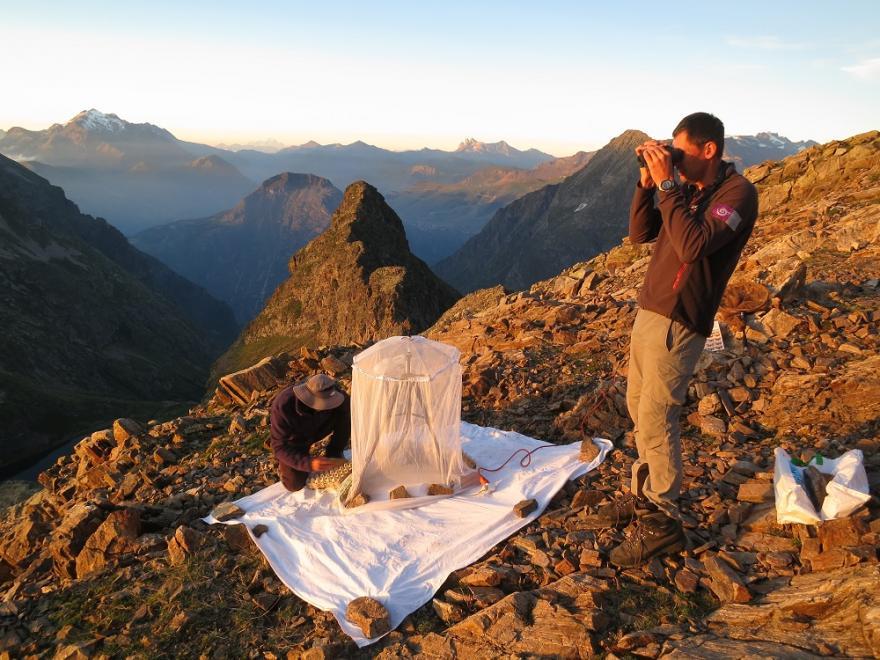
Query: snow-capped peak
70,109,127,132
456,138,515,155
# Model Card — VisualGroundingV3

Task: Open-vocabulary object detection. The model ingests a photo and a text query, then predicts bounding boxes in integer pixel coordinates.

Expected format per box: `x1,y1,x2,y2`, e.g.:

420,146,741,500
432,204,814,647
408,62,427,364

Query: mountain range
0,110,254,235
0,111,559,238
724,132,817,169
386,151,595,263
0,110,819,268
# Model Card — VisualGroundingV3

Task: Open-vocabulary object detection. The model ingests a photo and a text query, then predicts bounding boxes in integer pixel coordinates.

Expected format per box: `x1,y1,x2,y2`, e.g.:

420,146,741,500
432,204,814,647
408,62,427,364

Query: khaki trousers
626,309,706,515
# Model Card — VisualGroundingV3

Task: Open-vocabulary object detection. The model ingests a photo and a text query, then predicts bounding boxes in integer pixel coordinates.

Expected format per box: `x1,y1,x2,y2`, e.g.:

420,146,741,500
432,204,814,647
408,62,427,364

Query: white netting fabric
347,336,465,510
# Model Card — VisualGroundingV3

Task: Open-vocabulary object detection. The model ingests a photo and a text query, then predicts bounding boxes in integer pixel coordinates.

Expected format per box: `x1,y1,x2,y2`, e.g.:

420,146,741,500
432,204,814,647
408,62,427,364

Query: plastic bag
773,447,871,525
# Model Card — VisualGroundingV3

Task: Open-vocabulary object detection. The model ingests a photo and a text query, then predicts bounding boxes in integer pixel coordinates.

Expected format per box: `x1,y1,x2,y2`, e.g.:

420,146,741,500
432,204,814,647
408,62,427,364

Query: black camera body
637,146,684,168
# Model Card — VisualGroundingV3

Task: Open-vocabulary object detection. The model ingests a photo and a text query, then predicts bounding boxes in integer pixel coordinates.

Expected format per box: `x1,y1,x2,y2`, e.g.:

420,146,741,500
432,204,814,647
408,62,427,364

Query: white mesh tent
346,336,466,510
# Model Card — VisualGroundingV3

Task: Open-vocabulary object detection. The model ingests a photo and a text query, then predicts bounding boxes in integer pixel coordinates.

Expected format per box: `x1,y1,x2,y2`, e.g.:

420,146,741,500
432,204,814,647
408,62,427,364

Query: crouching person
270,373,350,492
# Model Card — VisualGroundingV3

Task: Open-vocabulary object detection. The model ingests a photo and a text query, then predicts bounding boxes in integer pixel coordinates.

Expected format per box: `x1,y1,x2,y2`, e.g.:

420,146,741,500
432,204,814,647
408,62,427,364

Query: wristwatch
659,179,677,193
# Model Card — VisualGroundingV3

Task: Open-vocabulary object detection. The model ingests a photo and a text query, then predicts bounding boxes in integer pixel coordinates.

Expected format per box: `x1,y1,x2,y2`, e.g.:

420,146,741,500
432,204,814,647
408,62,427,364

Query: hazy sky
1,1,878,155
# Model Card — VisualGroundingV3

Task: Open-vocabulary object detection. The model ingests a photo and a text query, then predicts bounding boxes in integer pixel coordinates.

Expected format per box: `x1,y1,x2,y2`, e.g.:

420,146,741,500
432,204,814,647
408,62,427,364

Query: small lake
4,431,92,483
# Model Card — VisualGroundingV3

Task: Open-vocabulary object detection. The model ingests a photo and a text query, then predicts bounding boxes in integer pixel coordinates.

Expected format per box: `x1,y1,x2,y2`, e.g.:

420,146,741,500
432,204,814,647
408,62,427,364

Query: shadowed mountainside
0,154,231,473
133,173,342,325
435,130,648,293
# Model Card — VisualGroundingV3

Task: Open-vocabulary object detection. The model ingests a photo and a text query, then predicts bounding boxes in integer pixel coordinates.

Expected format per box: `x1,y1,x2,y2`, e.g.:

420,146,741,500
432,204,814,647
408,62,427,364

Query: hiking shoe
608,512,685,568
594,495,655,527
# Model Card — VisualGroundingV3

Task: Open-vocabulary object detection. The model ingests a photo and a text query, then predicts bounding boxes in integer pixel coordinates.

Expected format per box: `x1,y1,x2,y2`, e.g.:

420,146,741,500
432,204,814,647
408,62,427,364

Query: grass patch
44,549,331,658
244,429,270,455
605,583,716,633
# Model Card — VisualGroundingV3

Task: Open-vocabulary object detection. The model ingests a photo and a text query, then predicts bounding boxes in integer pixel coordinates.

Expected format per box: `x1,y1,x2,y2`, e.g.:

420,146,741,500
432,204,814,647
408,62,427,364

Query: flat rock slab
737,481,774,503
704,555,752,603
389,485,411,499
662,634,823,659
211,502,245,521
702,565,880,658
346,597,390,639
345,492,370,508
579,439,599,462
430,573,609,658
513,499,538,518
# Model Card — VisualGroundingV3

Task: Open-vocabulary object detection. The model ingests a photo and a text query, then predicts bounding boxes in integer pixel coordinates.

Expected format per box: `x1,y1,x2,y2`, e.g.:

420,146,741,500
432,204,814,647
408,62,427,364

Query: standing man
270,373,350,492
604,112,759,567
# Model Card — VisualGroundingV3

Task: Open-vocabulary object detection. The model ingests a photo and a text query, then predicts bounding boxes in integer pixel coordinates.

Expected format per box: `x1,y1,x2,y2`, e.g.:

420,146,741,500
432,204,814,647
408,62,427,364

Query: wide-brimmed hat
292,373,345,411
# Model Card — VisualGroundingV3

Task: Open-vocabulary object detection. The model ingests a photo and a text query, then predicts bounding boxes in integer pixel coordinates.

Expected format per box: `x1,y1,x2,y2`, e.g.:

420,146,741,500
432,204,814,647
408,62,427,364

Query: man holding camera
603,112,759,567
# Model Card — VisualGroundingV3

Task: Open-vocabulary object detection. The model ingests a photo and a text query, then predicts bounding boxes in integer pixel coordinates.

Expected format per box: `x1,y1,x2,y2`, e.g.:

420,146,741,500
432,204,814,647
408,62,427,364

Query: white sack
773,447,871,525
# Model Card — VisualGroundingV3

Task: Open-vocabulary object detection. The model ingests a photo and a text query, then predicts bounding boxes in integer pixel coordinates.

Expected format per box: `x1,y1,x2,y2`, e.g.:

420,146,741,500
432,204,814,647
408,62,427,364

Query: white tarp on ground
204,422,612,647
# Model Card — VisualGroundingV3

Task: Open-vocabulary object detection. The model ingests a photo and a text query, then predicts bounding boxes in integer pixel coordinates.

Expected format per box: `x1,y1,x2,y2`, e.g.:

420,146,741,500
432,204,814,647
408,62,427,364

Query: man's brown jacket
629,162,759,337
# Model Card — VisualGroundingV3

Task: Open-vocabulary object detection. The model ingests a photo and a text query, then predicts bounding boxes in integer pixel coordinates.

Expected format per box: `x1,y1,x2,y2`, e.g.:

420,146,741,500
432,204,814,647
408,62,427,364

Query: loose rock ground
0,132,878,658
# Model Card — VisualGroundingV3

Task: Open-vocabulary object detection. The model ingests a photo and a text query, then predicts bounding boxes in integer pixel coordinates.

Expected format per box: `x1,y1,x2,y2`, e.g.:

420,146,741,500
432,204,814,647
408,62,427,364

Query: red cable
477,444,556,486
476,389,609,486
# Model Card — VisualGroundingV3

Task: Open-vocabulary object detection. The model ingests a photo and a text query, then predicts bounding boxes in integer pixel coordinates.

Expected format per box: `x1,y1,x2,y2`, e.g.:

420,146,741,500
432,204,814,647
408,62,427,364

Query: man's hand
642,143,675,187
309,456,347,472
635,140,663,188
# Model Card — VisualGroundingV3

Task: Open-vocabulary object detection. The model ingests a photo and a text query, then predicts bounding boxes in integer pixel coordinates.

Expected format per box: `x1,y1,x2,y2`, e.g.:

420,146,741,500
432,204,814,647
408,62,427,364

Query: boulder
432,598,465,625
765,258,807,301
513,499,538,518
699,415,727,437
48,503,103,579
0,510,48,567
704,555,752,603
76,509,141,579
210,502,245,521
346,596,391,638
112,418,144,444
216,355,286,407
579,439,599,462
389,486,411,499
759,308,805,339
320,355,349,375
166,525,205,565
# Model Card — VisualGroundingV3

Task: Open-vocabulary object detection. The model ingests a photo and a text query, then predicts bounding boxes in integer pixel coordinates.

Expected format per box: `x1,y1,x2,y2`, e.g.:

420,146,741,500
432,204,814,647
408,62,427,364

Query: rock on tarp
203,423,611,646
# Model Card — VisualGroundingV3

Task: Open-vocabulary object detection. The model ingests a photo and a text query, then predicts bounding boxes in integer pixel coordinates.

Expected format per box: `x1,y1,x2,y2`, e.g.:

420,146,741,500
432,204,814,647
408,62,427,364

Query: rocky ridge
0,131,877,658
212,181,460,377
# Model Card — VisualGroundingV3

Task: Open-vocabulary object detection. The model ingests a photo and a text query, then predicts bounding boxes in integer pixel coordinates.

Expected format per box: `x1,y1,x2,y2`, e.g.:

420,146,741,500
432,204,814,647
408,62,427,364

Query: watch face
660,180,675,191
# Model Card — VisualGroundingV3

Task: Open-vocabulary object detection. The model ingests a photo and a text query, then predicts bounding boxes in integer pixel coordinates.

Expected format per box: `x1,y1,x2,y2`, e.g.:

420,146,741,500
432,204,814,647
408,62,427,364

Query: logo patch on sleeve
710,204,742,231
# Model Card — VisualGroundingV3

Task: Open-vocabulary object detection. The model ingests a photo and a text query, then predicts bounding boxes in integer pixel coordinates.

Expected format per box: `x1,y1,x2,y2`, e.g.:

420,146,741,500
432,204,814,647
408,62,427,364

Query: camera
637,146,684,168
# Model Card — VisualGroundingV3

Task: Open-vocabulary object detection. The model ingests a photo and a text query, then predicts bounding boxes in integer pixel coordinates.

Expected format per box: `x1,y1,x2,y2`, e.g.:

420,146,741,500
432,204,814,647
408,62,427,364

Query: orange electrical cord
477,444,556,485
477,389,610,486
